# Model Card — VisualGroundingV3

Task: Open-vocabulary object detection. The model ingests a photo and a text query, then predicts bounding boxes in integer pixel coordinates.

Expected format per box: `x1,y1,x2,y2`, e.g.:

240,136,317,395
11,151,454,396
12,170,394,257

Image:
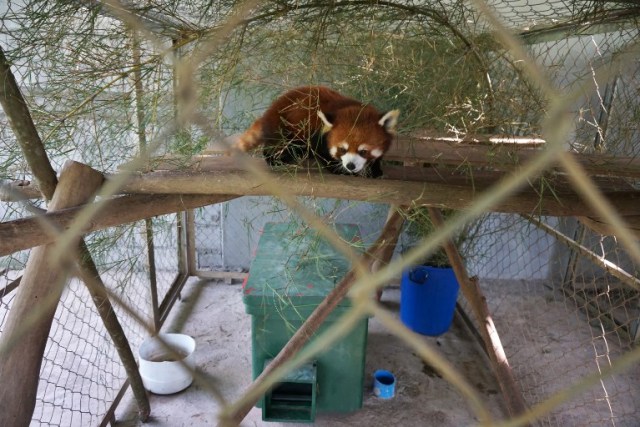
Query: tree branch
0,45,58,200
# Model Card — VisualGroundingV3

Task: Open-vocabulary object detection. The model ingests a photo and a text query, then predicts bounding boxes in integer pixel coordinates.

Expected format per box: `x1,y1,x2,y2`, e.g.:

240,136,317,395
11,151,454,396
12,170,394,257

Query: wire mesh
0,1,639,426
463,214,640,425
193,197,392,274
0,214,181,426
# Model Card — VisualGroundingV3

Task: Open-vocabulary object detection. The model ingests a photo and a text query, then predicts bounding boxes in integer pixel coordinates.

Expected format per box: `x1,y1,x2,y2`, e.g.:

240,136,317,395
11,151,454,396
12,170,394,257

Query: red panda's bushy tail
234,120,263,152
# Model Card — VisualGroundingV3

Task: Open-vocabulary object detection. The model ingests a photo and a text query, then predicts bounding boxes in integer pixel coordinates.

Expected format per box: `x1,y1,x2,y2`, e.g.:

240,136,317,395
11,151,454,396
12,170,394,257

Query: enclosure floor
114,278,506,426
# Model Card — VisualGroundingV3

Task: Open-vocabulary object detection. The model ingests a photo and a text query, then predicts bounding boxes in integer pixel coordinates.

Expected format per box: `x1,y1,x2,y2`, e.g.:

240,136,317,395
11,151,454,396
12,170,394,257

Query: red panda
235,86,399,178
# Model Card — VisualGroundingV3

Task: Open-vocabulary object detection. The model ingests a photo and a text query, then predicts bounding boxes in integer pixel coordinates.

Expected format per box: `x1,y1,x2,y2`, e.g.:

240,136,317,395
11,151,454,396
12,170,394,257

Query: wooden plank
157,134,640,181
387,137,640,179
197,133,640,180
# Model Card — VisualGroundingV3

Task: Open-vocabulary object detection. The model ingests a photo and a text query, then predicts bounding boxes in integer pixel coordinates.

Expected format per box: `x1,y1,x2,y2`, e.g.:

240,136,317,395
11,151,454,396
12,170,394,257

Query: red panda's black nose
346,162,356,171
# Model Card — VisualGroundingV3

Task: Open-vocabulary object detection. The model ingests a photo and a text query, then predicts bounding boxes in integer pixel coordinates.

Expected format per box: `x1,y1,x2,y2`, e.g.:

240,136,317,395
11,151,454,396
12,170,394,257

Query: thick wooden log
0,161,103,427
118,157,640,217
0,194,236,257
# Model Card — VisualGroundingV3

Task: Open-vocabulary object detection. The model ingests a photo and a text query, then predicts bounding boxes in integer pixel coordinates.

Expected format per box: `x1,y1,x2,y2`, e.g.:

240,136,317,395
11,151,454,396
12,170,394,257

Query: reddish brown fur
236,86,391,154
235,86,398,177
325,105,393,158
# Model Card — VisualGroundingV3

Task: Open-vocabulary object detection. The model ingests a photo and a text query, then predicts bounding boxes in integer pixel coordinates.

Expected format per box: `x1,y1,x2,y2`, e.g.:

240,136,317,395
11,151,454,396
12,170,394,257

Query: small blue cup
373,369,396,399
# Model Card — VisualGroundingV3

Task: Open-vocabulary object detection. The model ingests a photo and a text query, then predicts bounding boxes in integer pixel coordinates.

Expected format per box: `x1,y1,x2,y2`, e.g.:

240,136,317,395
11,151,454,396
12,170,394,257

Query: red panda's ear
379,110,400,134
317,110,334,134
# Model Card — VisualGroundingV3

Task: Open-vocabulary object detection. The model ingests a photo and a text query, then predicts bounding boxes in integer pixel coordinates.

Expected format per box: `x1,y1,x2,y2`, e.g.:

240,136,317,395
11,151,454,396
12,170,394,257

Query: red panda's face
319,108,399,174
328,142,384,173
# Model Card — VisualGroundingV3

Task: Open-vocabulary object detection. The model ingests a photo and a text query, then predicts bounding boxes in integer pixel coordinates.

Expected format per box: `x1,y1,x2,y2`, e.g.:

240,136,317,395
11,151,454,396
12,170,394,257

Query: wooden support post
0,46,58,199
427,208,528,418
219,206,406,427
0,161,104,427
144,217,161,333
186,209,197,274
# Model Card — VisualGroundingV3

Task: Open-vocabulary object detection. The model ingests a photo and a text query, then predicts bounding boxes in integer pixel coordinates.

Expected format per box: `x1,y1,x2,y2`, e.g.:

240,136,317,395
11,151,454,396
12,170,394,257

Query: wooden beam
0,47,58,200
117,156,640,218
0,194,236,257
202,134,640,181
388,137,640,179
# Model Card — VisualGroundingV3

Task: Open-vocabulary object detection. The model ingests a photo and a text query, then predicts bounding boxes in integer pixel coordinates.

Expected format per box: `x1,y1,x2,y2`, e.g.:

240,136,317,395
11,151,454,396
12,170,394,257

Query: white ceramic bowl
138,333,196,394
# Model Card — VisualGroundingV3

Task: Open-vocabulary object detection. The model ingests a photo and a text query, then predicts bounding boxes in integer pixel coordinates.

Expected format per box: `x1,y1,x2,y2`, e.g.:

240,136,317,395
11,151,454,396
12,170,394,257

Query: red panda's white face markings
340,150,368,173
328,141,383,173
318,105,400,174
360,144,384,159
329,142,367,173
329,142,349,158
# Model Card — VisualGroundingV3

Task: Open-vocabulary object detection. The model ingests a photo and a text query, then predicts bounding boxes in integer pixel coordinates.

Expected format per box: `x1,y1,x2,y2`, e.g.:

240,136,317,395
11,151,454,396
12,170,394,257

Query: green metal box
262,359,317,422
243,222,368,420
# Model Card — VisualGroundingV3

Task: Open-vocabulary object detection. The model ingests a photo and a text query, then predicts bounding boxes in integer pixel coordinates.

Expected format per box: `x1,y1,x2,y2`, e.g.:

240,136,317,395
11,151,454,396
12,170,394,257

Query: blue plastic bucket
400,266,459,336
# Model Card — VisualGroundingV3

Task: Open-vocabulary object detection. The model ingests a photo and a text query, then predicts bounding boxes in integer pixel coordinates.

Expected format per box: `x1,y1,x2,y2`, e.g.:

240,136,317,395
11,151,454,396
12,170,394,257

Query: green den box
243,222,368,422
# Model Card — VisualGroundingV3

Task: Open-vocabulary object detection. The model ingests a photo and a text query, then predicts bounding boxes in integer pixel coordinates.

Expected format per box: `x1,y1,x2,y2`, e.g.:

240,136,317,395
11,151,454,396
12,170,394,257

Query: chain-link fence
192,198,393,275
0,214,184,426
458,213,639,425
1,1,640,426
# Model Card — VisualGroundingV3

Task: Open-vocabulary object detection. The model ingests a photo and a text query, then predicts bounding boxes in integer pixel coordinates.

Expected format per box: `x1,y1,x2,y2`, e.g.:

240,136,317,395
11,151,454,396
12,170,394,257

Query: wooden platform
3,134,639,258
117,135,640,237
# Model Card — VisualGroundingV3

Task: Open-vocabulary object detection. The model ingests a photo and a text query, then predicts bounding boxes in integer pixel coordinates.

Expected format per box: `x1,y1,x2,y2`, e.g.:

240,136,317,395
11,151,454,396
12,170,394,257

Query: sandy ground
114,278,506,426
479,279,640,427
2,267,634,426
